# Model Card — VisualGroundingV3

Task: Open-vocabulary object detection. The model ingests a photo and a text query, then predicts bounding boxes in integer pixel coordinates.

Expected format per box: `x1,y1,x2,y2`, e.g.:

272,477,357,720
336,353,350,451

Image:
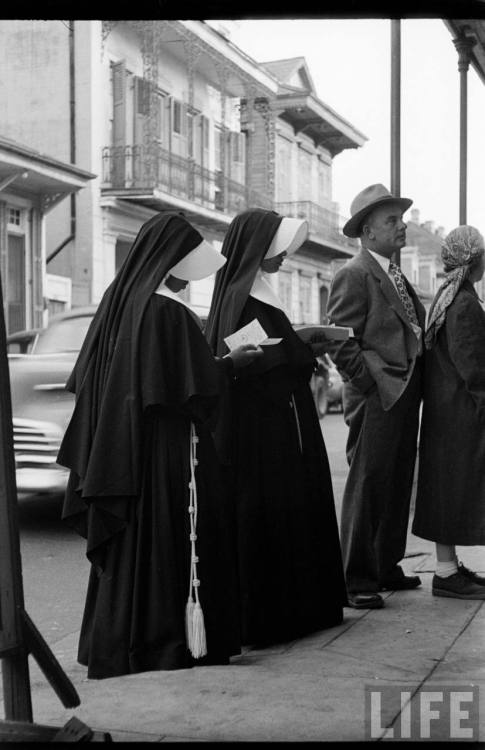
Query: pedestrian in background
57,211,262,679
205,207,347,647
326,184,425,609
413,224,485,600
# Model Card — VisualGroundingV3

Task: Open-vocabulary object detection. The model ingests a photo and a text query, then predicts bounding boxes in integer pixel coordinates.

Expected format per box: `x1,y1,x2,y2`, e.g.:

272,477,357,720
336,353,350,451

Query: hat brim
343,196,413,238
169,240,226,281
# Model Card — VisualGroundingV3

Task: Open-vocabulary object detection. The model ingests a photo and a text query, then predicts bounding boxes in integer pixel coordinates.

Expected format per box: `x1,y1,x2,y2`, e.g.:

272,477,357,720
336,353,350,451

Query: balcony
101,144,272,227
275,200,359,258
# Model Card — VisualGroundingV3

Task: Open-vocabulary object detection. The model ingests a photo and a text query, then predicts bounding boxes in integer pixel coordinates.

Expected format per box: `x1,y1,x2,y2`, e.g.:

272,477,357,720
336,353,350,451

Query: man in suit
326,184,425,609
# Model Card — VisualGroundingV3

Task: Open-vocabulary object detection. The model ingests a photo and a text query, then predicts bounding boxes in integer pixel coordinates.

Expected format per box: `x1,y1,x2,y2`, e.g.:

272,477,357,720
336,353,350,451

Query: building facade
0,20,366,325
0,136,93,333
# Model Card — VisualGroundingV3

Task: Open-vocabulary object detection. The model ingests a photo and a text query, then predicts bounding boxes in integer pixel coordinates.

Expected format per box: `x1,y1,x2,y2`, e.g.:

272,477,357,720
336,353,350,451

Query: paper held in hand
295,324,354,343
224,319,282,352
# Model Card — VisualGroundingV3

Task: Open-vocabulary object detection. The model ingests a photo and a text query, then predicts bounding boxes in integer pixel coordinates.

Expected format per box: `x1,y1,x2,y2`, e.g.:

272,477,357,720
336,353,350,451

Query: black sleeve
326,266,375,393
446,291,485,422
140,297,221,422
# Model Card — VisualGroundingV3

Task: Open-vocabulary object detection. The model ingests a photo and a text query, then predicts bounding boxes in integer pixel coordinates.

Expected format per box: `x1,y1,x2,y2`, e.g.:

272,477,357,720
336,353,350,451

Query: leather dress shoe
379,575,421,591
458,563,485,586
347,592,384,609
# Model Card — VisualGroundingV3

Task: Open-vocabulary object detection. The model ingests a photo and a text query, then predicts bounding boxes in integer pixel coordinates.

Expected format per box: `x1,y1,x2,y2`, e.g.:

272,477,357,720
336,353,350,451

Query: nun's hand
308,334,329,357
226,344,264,369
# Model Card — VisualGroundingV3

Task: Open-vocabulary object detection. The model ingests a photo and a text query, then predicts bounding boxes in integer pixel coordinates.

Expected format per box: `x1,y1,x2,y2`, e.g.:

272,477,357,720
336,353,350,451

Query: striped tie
389,262,419,327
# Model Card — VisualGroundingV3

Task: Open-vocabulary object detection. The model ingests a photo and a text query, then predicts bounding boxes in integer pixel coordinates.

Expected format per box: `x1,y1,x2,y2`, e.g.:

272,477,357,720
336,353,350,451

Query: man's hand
225,343,264,370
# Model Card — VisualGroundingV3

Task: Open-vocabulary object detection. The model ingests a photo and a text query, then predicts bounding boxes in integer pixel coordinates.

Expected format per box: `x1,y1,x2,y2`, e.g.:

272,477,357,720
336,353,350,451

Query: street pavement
3,414,485,742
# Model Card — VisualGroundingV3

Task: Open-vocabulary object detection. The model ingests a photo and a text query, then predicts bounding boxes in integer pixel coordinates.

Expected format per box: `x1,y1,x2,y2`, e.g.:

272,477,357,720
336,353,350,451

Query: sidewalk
17,417,485,742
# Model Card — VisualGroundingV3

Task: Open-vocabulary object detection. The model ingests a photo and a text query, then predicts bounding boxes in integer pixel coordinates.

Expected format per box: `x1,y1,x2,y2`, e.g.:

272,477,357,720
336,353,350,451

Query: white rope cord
185,422,207,659
290,394,303,453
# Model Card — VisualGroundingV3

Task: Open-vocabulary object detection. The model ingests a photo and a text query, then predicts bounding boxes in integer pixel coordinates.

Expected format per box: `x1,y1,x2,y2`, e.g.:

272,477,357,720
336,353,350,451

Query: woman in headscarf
205,208,347,646
57,211,262,678
413,224,485,600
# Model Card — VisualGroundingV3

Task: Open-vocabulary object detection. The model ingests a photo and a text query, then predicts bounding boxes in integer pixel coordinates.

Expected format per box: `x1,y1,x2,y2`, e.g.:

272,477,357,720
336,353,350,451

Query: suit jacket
326,248,426,411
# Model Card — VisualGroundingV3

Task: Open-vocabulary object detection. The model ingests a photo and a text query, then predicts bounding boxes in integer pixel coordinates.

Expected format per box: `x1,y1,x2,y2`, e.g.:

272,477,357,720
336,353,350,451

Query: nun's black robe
224,296,346,645
60,293,240,679
205,209,346,646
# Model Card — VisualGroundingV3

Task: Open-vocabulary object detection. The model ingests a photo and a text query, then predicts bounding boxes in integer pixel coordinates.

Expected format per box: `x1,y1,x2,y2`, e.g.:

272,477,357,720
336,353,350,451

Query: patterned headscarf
424,225,485,349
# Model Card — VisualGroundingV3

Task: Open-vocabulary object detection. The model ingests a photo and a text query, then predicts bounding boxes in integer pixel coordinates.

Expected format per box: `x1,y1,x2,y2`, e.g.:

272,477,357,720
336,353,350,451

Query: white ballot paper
224,318,282,352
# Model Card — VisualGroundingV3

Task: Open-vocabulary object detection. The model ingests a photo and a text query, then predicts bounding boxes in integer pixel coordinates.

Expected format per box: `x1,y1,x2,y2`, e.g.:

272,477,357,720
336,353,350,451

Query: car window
33,316,93,354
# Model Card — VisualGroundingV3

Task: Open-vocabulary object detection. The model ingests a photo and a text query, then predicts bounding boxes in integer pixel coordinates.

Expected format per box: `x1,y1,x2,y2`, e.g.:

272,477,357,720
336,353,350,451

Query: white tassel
185,597,195,651
190,601,207,659
185,423,208,660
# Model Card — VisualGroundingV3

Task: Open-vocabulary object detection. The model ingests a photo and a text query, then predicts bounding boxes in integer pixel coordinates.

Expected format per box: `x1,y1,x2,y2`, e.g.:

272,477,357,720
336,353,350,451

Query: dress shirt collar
366,248,392,274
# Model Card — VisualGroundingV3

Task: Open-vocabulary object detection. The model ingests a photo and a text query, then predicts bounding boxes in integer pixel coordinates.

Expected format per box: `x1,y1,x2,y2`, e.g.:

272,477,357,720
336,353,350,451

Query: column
453,34,476,224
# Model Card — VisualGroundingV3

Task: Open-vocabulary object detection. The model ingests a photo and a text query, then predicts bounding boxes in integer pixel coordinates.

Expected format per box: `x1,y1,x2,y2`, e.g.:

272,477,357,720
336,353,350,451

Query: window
276,138,292,202
135,77,150,117
214,127,222,171
299,275,312,324
173,100,182,134
318,160,331,204
8,207,21,226
278,271,293,318
202,116,209,150
298,148,312,201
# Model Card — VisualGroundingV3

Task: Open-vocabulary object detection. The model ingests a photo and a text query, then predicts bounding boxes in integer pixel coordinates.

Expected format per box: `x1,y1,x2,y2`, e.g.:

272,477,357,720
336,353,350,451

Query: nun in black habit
57,211,262,679
205,208,347,647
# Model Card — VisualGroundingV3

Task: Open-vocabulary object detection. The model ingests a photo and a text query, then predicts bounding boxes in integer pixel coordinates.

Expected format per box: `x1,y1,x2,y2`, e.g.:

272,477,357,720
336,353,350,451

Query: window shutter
133,77,145,146
181,102,188,138
112,61,126,148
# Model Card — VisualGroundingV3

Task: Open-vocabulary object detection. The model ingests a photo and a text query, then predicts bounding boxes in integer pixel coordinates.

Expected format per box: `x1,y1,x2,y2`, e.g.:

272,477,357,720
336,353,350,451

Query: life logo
365,684,480,741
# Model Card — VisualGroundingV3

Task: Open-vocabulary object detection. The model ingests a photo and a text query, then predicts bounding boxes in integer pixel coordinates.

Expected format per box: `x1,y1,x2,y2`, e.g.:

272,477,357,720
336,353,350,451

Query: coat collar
359,247,425,329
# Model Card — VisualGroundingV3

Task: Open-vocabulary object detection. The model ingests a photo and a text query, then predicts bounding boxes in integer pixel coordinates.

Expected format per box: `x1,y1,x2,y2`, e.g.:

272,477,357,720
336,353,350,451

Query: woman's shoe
432,570,485,600
458,562,485,586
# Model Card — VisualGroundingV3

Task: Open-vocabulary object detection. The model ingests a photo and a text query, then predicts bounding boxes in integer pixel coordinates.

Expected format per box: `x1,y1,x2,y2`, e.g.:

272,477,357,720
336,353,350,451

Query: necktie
389,262,419,327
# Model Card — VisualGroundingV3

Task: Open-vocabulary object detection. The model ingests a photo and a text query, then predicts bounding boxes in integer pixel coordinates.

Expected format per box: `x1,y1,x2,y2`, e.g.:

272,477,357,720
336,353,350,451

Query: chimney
423,220,435,234
435,226,445,239
410,208,420,224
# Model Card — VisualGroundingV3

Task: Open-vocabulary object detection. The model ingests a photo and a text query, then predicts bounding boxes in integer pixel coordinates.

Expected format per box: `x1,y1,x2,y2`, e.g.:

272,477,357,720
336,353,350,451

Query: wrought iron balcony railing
275,200,359,254
102,144,272,216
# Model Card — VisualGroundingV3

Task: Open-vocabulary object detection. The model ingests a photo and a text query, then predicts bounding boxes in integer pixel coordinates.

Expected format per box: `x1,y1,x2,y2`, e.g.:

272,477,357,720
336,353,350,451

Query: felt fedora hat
343,184,413,238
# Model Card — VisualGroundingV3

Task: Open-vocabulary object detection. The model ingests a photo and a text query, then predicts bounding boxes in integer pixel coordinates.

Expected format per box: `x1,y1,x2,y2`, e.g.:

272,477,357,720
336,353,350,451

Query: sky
221,18,485,238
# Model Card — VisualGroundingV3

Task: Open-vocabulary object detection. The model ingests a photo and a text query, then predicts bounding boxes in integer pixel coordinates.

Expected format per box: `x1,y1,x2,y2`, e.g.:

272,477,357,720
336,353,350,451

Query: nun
205,208,347,647
57,211,262,679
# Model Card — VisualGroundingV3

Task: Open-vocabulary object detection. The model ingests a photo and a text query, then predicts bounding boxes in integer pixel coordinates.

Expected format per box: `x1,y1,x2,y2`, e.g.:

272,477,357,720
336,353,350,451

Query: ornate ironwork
241,82,258,207
213,59,228,212
183,39,202,201
453,35,476,72
101,21,119,58
254,98,276,201
275,200,359,254
137,21,161,186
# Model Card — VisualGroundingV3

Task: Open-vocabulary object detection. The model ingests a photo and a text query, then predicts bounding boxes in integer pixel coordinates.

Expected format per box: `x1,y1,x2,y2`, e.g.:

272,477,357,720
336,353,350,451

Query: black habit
57,212,240,678
413,281,485,545
205,209,347,646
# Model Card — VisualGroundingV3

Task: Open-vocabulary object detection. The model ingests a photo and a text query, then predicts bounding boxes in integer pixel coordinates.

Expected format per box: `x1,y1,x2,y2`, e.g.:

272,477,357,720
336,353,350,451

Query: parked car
7,306,96,495
7,302,211,495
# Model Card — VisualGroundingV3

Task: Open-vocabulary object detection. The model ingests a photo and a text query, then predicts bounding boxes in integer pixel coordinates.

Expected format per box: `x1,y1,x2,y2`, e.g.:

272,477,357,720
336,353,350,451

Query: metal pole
390,19,401,265
453,35,475,225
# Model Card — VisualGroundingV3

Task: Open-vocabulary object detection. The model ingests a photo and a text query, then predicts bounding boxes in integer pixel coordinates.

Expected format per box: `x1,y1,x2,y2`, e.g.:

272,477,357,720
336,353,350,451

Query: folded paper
224,318,282,351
